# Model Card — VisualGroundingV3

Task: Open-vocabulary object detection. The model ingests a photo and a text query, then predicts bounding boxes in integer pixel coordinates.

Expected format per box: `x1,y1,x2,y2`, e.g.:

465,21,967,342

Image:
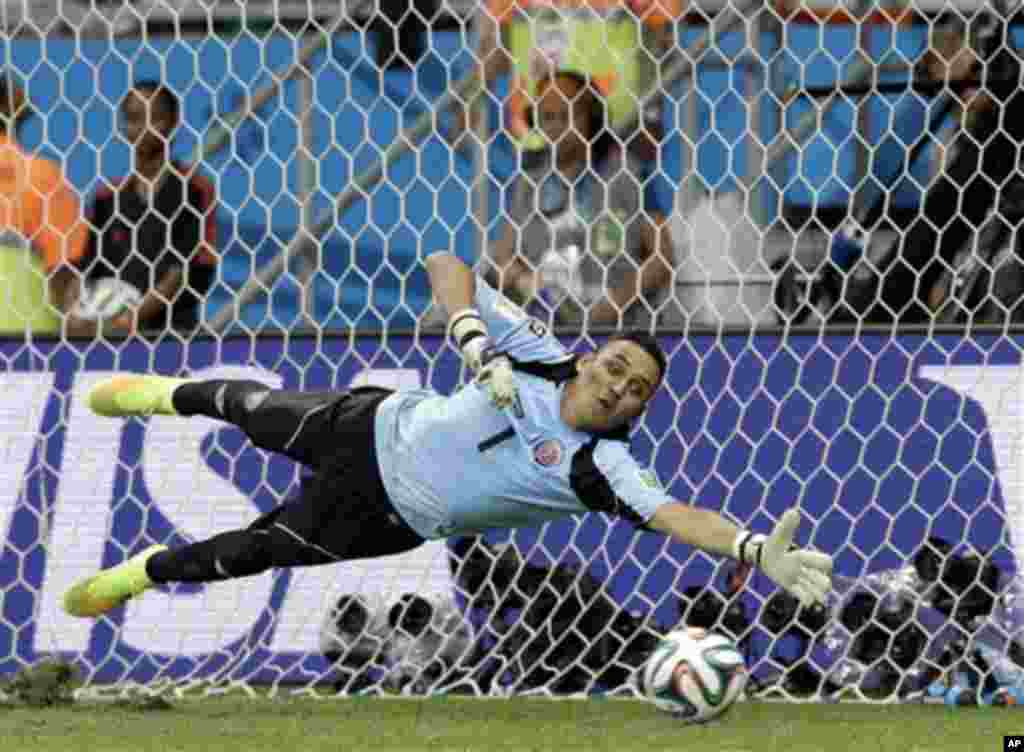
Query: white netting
0,0,1022,706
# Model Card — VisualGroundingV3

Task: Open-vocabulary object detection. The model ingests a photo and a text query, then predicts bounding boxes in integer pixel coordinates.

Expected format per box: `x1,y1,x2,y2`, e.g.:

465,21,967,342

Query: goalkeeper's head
564,332,666,434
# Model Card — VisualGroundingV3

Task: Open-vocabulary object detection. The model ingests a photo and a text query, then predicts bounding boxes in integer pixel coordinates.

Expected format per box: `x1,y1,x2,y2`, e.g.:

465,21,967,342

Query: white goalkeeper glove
733,508,833,608
450,308,521,415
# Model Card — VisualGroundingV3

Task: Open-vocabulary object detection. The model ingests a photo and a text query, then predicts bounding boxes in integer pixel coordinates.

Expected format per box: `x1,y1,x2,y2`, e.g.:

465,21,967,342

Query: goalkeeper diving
63,253,833,618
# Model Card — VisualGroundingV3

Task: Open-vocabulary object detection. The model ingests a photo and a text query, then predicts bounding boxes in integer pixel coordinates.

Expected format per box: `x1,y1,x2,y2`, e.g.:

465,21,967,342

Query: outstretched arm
648,501,833,607
425,252,519,413
426,253,490,362
647,502,743,559
425,252,477,318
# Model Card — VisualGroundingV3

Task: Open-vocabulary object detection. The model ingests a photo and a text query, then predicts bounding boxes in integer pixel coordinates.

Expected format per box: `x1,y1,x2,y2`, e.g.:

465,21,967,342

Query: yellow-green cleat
88,374,191,418
62,544,167,618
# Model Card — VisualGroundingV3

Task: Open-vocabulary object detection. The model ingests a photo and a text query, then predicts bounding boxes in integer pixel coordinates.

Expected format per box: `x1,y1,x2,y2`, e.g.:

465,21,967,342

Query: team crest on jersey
533,438,564,467
637,469,661,490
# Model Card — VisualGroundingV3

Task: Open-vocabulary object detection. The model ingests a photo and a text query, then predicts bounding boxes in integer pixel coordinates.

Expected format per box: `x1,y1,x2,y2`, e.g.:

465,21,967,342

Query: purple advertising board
0,333,1016,684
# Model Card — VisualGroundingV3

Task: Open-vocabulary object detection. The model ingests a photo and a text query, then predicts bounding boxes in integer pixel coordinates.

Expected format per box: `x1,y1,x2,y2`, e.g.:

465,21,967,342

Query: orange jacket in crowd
0,131,87,273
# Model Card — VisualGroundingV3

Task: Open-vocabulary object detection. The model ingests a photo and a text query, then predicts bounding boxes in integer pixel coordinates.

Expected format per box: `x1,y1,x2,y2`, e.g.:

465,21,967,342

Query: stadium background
0,21,964,330
0,333,1017,685
0,1,1020,705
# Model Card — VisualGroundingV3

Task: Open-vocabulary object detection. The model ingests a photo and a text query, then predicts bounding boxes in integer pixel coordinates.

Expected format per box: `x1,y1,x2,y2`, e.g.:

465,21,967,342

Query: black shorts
240,386,425,562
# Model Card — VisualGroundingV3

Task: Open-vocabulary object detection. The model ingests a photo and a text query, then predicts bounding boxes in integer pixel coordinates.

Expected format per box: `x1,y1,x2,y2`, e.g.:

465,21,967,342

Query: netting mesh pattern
0,1,1021,704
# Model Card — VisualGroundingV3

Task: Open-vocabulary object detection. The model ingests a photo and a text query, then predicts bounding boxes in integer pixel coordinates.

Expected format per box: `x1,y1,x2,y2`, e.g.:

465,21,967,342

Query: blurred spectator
443,0,680,328
772,11,1024,327
860,13,1024,323
72,80,217,335
483,68,676,327
0,75,88,334
449,0,680,155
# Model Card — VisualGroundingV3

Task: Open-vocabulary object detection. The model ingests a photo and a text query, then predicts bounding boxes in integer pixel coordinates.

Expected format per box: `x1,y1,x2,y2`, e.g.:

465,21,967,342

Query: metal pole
296,52,319,329
682,39,701,213
207,1,760,334
788,74,1021,99
853,0,874,219
763,56,879,170
189,28,338,164
208,72,485,332
758,6,784,226
471,6,490,266
745,5,766,226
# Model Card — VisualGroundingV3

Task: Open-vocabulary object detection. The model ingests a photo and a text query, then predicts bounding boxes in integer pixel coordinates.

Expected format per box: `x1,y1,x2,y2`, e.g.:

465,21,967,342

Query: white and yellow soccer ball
71,278,143,321
639,626,748,722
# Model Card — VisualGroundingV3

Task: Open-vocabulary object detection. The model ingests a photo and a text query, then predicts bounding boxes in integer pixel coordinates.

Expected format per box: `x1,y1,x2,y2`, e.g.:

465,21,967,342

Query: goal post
0,1,1022,705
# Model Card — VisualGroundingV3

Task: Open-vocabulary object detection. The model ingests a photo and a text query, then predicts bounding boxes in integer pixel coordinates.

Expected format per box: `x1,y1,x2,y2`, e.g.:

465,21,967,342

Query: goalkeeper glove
733,508,833,608
449,308,521,415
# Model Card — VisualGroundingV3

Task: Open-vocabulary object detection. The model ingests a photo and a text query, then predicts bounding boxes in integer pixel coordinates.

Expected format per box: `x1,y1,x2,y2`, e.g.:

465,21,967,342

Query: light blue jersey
374,277,671,540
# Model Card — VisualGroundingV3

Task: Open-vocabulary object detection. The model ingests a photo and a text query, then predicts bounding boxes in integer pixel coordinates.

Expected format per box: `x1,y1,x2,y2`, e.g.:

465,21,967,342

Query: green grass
0,697,1017,752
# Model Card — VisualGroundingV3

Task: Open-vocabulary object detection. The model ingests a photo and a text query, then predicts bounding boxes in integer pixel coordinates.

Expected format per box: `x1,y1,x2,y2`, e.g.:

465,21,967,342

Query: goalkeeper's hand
464,337,520,413
734,509,833,608
450,308,521,415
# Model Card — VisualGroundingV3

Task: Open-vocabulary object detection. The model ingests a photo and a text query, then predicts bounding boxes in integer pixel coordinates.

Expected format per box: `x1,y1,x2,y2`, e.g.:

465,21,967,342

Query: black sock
172,380,269,422
145,530,273,584
171,380,229,418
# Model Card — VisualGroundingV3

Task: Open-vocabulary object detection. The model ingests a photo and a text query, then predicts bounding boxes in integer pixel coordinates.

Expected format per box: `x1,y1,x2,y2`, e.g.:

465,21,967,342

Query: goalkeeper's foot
62,544,166,618
88,374,191,418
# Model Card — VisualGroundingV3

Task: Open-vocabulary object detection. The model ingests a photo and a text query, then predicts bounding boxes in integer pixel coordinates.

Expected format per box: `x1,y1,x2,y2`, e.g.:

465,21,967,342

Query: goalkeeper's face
565,341,661,433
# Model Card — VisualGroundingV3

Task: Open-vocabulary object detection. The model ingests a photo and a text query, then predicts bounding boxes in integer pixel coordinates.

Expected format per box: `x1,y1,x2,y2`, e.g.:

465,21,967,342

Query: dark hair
526,71,615,165
125,79,180,124
607,331,667,386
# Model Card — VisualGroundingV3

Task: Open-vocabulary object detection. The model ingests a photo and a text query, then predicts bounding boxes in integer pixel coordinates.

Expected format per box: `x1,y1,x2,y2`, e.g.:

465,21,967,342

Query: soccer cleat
62,544,167,618
88,374,191,418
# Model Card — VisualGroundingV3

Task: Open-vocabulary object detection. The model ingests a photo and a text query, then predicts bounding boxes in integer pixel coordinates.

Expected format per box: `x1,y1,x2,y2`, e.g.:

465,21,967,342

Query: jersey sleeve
474,274,569,364
591,441,671,525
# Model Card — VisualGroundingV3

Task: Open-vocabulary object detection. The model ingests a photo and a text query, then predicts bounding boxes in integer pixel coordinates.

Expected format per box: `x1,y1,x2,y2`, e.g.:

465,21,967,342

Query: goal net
0,0,1022,704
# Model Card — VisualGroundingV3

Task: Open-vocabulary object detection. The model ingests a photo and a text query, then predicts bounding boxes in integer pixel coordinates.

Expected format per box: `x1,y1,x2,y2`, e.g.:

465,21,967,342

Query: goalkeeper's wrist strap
733,531,766,568
450,308,488,351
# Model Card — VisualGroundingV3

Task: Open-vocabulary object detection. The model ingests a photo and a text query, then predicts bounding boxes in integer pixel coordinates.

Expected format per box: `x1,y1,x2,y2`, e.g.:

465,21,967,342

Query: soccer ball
71,278,142,321
639,626,747,722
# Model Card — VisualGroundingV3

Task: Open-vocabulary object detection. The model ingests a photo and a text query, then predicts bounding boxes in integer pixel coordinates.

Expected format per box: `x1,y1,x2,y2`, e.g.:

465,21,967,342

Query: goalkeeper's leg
64,466,426,617
60,524,321,618
67,378,424,618
89,373,369,467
